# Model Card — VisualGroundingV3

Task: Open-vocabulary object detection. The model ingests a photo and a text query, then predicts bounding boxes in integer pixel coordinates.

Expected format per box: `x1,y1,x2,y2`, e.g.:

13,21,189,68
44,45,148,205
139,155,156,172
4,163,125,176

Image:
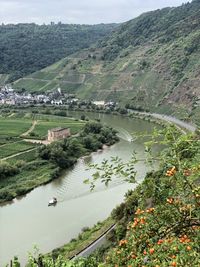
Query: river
0,112,160,266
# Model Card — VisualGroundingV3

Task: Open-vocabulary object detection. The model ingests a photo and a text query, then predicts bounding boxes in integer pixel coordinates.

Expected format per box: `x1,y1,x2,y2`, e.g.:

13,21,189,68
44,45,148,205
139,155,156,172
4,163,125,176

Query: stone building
48,127,71,142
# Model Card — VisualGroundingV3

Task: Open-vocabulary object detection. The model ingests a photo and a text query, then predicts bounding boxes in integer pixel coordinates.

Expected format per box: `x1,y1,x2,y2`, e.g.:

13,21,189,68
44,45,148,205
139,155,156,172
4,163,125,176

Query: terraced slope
13,0,200,124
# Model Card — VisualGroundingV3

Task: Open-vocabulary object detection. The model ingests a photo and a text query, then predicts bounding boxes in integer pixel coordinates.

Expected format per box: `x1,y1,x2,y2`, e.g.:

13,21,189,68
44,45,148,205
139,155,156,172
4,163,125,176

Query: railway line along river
0,112,161,266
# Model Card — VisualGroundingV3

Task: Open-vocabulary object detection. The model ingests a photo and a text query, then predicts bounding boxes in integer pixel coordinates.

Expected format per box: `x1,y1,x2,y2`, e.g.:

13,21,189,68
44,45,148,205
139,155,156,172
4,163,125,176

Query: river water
0,112,160,266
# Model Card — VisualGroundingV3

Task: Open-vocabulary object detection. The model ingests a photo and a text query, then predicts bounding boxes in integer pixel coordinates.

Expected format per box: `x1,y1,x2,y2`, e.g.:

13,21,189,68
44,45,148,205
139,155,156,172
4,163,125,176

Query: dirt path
21,120,37,137
23,139,50,145
1,147,38,161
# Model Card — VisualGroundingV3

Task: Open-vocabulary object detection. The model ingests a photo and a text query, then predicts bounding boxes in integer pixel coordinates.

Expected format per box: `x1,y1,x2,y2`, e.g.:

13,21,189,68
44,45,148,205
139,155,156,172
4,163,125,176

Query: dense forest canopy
0,23,117,81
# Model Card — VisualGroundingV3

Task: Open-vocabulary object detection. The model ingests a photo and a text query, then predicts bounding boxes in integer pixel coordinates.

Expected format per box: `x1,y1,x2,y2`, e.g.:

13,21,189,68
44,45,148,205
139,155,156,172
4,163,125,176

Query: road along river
0,112,161,266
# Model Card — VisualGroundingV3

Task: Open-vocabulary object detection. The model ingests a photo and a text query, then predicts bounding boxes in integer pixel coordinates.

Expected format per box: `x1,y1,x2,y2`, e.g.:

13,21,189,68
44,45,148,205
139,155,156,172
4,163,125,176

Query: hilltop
0,23,117,83
12,0,200,125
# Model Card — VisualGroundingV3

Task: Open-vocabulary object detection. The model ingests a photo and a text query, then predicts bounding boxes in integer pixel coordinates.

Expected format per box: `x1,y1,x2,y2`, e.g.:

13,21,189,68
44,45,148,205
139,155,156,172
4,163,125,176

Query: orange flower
132,218,140,228
171,262,177,267
140,217,146,224
171,255,176,259
179,235,191,243
131,254,137,259
143,250,147,255
135,208,144,215
146,207,155,213
186,246,191,251
166,166,176,176
149,248,155,254
167,198,174,204
119,239,128,246
157,239,164,245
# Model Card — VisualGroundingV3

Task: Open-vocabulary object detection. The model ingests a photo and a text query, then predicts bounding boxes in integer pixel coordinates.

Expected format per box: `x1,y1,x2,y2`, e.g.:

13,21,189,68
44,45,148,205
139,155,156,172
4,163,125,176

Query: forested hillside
14,0,200,125
0,23,117,82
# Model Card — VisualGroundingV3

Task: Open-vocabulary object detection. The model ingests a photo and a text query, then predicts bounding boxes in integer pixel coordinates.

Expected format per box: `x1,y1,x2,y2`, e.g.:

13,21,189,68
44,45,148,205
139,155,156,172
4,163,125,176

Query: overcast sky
0,0,192,25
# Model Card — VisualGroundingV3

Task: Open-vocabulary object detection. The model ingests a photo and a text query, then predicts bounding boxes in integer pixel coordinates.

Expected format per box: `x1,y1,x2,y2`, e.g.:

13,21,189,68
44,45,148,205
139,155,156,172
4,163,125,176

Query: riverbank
2,110,197,266
50,217,114,260
44,110,198,263
0,120,119,204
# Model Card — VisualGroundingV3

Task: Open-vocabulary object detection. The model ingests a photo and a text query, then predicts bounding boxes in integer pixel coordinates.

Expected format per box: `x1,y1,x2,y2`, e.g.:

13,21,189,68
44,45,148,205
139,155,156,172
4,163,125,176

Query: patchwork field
0,115,85,153
0,113,86,202
27,115,85,139
0,118,32,138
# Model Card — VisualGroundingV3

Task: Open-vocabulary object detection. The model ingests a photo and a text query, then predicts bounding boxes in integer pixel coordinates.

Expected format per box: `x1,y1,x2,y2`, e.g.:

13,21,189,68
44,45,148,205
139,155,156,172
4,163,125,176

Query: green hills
0,23,117,82
13,0,200,124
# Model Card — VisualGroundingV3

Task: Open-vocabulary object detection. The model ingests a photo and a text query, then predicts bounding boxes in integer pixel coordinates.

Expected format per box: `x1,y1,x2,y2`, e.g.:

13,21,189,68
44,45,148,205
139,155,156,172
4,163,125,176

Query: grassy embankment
50,217,114,260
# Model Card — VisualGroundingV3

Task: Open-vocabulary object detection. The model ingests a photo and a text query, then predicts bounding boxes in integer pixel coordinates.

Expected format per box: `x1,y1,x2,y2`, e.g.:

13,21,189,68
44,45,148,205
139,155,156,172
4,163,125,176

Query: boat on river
48,197,57,206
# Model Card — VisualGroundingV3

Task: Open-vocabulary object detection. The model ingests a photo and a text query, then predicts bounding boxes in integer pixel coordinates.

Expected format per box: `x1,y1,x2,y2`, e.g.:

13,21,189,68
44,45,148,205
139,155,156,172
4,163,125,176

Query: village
0,85,116,109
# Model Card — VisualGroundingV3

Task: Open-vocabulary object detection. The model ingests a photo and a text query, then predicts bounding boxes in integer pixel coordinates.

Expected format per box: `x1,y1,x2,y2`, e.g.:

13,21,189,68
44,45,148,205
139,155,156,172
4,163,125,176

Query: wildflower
132,218,140,228
166,166,176,177
167,198,174,204
157,239,164,245
146,207,155,213
119,239,128,246
179,235,191,243
186,246,191,251
171,262,177,267
149,248,155,254
135,208,144,215
140,217,146,224
143,250,147,255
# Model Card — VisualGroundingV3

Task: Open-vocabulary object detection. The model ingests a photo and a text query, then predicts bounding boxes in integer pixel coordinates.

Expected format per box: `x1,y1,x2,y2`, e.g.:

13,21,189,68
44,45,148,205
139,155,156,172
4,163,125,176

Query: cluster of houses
0,85,116,109
0,86,76,106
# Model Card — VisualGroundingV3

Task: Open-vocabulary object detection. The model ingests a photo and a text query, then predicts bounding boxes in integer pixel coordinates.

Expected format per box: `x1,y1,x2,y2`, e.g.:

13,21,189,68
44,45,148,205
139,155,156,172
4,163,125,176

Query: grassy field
0,141,36,159
7,149,38,164
0,118,32,138
14,78,48,92
27,115,85,139
30,121,84,139
0,112,86,202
